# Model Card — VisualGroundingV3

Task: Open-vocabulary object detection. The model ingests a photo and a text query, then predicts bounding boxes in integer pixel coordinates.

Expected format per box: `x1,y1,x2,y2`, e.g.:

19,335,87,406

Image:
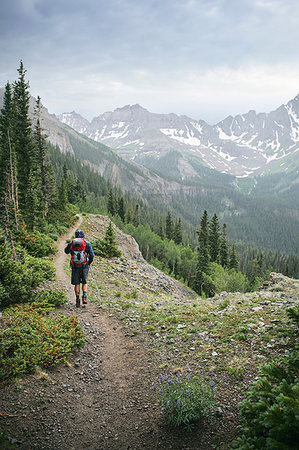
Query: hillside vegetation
1,213,298,448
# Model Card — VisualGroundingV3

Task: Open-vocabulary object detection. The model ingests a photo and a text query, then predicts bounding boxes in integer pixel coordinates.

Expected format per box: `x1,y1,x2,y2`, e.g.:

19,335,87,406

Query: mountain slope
58,95,299,178
1,87,298,255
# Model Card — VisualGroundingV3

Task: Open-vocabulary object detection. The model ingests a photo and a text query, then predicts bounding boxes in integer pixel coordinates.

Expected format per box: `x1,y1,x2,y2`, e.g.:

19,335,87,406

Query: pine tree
229,243,239,270
125,205,133,223
174,218,183,245
13,61,35,219
133,204,140,227
107,188,115,215
94,221,121,257
0,82,19,255
209,213,220,262
220,223,229,267
57,178,68,211
194,210,210,295
165,211,173,240
158,217,165,239
118,196,125,222
33,96,56,217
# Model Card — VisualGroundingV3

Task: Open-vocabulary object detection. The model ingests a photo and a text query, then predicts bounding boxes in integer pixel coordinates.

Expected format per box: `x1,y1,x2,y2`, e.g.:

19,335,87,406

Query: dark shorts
71,266,89,285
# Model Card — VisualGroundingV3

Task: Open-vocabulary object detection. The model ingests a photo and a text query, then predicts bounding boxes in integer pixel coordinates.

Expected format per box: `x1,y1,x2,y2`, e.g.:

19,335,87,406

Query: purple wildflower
160,374,164,383
153,383,157,392
160,388,164,395
177,398,181,409
166,400,170,409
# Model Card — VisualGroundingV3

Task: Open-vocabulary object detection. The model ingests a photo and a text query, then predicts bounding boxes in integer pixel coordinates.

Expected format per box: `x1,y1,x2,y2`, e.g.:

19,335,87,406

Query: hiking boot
82,294,87,305
76,296,80,307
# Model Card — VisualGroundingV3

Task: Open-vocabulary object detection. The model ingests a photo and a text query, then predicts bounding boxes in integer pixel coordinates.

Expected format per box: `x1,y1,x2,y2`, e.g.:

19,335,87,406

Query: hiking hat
75,229,85,238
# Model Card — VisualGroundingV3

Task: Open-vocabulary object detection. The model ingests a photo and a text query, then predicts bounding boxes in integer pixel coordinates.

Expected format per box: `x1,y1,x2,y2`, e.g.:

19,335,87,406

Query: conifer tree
118,196,125,222
94,221,121,257
220,223,229,267
57,178,68,212
158,218,165,239
174,218,183,245
133,204,140,227
107,188,115,215
165,211,173,240
229,243,239,270
194,210,210,294
13,61,34,219
33,96,56,217
209,213,220,262
125,205,133,223
0,82,19,254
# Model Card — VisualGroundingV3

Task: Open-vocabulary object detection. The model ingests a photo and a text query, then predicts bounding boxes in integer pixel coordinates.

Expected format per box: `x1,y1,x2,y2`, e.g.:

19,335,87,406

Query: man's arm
86,241,95,264
64,242,72,254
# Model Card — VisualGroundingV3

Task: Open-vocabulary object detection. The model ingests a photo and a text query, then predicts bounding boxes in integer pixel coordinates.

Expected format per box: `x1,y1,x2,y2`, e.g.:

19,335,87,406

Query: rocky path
0,216,202,449
3,214,275,449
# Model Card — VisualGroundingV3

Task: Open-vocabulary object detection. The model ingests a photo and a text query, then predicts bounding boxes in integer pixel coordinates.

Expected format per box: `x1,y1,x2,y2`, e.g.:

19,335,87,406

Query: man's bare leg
82,283,87,304
75,284,80,307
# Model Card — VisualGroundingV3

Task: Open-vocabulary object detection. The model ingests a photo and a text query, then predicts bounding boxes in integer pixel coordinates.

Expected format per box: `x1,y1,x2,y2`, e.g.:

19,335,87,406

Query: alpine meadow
0,63,298,449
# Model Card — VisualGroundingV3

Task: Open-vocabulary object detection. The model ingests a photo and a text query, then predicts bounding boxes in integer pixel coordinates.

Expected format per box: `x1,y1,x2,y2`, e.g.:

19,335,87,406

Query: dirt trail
51,216,161,449
0,216,220,449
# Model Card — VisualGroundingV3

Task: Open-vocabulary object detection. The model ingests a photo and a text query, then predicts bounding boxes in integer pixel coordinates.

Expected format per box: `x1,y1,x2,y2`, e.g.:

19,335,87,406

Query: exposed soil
0,216,259,449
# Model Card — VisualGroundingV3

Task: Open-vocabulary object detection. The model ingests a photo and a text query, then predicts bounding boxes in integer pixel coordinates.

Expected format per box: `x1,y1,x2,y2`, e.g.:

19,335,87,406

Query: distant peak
116,104,148,112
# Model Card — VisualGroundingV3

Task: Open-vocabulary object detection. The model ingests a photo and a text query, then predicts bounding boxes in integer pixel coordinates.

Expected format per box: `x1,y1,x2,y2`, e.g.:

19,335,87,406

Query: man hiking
65,229,95,307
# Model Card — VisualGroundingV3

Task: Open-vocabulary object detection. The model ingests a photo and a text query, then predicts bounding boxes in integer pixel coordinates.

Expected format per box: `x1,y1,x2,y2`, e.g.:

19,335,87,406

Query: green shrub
93,221,121,258
0,302,85,381
0,244,56,309
232,306,299,449
156,372,216,428
34,290,67,307
17,228,55,257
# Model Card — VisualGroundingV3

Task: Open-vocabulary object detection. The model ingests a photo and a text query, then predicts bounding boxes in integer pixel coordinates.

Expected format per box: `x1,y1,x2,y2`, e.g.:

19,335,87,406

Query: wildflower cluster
154,370,216,428
0,302,85,381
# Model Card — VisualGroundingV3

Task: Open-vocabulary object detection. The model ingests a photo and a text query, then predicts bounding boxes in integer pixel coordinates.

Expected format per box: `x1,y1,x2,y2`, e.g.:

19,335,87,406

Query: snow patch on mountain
58,94,299,178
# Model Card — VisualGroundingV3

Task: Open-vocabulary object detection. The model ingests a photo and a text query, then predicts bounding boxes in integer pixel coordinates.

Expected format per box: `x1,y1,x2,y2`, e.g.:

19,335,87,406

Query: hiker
65,229,95,307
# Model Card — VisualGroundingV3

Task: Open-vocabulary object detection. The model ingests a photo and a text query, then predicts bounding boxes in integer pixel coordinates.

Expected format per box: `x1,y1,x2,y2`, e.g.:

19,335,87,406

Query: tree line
0,62,74,253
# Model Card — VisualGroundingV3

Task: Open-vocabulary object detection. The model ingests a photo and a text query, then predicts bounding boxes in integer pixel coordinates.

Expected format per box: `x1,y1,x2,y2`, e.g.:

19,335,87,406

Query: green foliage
93,221,121,258
0,302,85,381
232,307,299,449
156,372,215,428
287,304,299,325
17,227,55,257
0,242,55,309
210,263,249,293
34,290,67,307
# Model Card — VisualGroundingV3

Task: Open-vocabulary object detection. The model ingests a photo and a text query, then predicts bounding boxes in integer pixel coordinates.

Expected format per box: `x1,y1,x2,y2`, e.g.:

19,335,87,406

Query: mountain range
0,88,299,255
58,95,299,179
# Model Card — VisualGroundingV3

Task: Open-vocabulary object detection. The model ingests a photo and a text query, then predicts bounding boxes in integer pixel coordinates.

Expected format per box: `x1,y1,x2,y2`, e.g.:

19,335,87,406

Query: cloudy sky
1,0,299,123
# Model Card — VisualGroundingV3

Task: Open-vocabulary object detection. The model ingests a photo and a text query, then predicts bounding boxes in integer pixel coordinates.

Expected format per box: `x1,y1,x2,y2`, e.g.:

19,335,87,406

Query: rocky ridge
58,95,299,177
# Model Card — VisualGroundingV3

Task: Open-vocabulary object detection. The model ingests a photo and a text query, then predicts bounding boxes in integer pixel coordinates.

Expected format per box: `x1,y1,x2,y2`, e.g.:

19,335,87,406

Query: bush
93,221,121,258
0,302,85,381
155,372,216,428
210,263,249,293
232,306,299,449
0,243,56,309
34,290,67,307
17,227,55,257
